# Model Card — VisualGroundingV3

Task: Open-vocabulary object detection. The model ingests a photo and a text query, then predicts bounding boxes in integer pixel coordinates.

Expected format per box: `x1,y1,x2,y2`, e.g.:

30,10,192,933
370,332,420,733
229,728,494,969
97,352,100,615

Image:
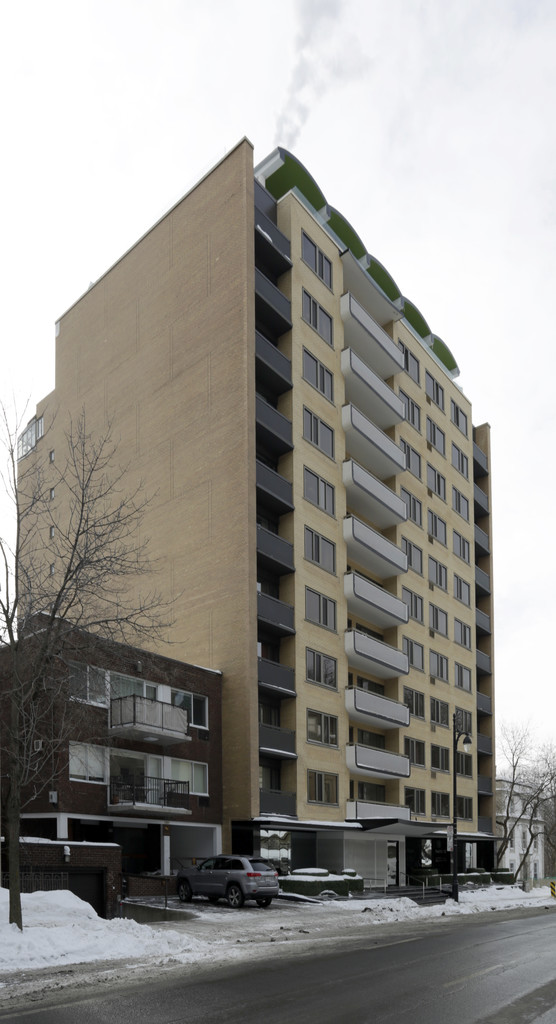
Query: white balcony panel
343,460,407,529
345,629,409,680
345,686,409,730
342,404,405,480
341,348,404,430
343,516,407,580
341,292,403,379
346,799,411,821
341,250,404,328
344,572,408,630
346,744,410,780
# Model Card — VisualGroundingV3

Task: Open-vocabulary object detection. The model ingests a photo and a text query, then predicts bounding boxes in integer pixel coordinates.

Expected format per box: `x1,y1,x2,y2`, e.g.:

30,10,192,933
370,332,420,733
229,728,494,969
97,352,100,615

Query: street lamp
452,710,472,902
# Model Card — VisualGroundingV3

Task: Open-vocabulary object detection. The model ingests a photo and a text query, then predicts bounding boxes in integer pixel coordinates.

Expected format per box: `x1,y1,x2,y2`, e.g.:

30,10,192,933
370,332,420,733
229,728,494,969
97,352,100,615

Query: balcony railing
344,572,408,630
342,404,405,480
255,331,292,396
474,523,490,556
477,732,493,755
256,395,293,455
346,799,410,821
345,685,409,730
473,441,488,477
343,515,407,580
257,592,295,635
341,348,404,430
110,696,188,744
257,524,294,575
476,649,492,676
476,691,492,715
475,565,491,596
259,788,296,816
474,482,489,516
478,774,493,795
343,459,407,529
254,209,292,277
255,268,292,337
259,723,296,758
341,292,403,379
478,815,493,833
256,460,293,514
258,657,296,697
475,608,491,635
109,775,189,809
345,629,409,680
346,743,410,779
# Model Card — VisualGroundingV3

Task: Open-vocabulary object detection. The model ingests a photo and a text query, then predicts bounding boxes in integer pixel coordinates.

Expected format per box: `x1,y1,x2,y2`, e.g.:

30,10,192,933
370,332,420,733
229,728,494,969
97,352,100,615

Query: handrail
363,875,387,893
398,871,425,898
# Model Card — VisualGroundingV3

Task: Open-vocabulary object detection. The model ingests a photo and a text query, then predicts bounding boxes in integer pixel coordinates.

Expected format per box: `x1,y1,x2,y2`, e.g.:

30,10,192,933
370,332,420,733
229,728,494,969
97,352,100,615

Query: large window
400,487,422,527
402,537,423,574
425,370,444,410
402,586,423,623
304,526,335,573
357,781,386,802
451,399,468,436
400,389,421,431
69,742,107,783
302,232,332,288
69,662,107,706
303,348,333,402
430,651,449,682
428,556,447,590
303,408,334,458
453,530,470,563
405,787,426,814
431,792,450,816
405,737,425,766
454,618,472,649
306,647,337,689
171,690,208,729
429,604,448,636
403,637,424,670
427,463,446,500
17,416,44,459
308,770,338,804
302,289,333,345
304,467,335,515
398,341,420,383
454,574,471,606
455,663,472,691
456,707,473,734
451,442,469,479
403,686,425,719
306,587,336,630
426,417,445,456
452,486,469,521
456,796,473,820
428,510,447,545
171,758,208,796
431,745,449,772
456,752,473,777
401,439,421,479
307,709,338,746
430,697,449,727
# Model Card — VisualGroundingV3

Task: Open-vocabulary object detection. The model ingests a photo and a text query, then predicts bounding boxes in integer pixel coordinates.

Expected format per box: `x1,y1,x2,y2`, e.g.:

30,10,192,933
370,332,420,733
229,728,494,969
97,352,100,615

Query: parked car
177,855,279,908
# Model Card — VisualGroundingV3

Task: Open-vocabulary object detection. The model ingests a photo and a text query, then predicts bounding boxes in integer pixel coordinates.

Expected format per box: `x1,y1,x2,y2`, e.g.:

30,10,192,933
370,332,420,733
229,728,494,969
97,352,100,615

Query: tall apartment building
20,138,496,883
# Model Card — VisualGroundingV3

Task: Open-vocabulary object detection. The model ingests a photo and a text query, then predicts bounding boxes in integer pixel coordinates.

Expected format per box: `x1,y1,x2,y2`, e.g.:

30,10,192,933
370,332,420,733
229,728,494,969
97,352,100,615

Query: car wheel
226,883,244,909
178,880,192,903
256,897,272,908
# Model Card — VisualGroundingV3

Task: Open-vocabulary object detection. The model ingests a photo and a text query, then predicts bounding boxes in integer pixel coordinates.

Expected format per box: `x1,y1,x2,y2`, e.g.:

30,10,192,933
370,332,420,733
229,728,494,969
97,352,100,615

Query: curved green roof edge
264,150,326,212
325,206,366,261
368,257,401,303
431,335,459,374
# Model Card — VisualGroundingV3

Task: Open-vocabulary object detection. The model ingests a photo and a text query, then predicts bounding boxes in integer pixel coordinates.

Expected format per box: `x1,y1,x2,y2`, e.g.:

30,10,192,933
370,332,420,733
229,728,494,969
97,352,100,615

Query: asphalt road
2,907,556,1024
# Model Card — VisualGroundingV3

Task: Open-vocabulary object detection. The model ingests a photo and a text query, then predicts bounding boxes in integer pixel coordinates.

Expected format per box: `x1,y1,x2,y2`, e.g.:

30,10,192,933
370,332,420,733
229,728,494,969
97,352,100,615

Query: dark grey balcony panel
110,696,188,746
255,268,292,337
473,441,488,477
475,565,491,596
258,658,296,697
477,774,493,795
474,483,489,516
255,332,292,395
342,404,406,479
341,292,403,379
256,395,293,455
257,524,294,575
475,607,491,635
259,788,296,816
255,209,292,278
254,179,277,221
477,732,493,755
259,722,296,757
343,516,407,580
341,348,405,430
478,815,493,833
257,592,295,636
476,649,492,676
476,691,493,716
474,523,490,556
256,460,294,514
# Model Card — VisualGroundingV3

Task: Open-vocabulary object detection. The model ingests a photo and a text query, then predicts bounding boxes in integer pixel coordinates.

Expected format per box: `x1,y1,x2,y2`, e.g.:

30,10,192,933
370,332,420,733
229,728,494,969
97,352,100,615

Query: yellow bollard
551,881,555,899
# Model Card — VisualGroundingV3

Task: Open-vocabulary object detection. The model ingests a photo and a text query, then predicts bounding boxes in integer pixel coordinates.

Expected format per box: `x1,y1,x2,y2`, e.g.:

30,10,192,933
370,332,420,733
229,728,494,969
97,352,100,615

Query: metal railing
110,775,189,809
1,872,68,892
110,696,188,735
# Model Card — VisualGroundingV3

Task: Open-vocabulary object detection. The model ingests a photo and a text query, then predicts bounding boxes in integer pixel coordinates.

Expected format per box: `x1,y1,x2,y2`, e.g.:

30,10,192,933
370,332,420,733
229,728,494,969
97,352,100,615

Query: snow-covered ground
0,883,554,1005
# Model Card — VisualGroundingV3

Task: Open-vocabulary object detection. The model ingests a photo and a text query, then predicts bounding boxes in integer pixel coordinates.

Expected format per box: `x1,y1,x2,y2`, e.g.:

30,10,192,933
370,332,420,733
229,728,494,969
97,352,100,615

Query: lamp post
452,711,472,902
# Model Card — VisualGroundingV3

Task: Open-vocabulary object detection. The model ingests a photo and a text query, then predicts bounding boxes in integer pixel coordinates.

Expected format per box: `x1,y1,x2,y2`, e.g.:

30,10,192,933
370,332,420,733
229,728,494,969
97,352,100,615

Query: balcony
255,268,292,337
346,800,410,821
109,775,189,810
346,744,410,780
475,565,491,596
341,348,404,430
477,732,493,755
475,607,491,636
474,523,490,557
478,774,493,796
255,332,292,396
478,815,493,833
343,460,407,530
258,658,296,698
342,404,405,479
345,686,409,730
254,209,292,278
474,483,489,517
345,629,409,680
341,292,403,379
476,649,492,676
259,788,296,816
110,696,189,746
341,250,404,328
256,460,293,515
259,723,296,759
343,515,407,580
473,441,488,478
256,395,293,455
344,572,408,630
476,692,492,716
257,592,295,636
257,524,294,575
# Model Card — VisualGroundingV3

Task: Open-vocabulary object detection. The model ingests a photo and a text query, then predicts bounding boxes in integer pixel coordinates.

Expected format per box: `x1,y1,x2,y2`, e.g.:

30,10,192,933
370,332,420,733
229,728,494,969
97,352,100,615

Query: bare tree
0,406,168,929
496,723,556,881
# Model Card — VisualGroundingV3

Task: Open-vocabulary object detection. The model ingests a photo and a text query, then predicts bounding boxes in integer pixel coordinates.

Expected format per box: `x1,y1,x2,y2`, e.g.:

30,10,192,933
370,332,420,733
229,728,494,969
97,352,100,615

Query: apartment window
302,231,332,288
430,651,449,682
456,751,473,777
307,709,338,746
110,672,157,701
454,574,471,606
451,442,469,479
453,530,470,564
171,758,209,796
456,708,472,734
428,556,447,590
69,742,106,783
303,348,333,402
304,467,335,515
49,525,55,540
17,416,44,460
49,449,55,463
354,674,385,695
308,770,338,804
357,728,385,749
171,690,209,729
302,289,333,345
452,487,469,521
306,647,337,689
430,697,449,727
304,526,335,573
400,389,421,431
428,510,447,545
431,792,450,816
403,686,425,719
427,463,446,500
455,663,472,692
306,587,336,630
405,737,425,767
50,487,55,500
402,587,423,623
425,370,444,410
303,408,334,458
69,662,107,706
402,537,423,575
456,796,473,820
451,399,468,436
426,417,445,456
357,781,386,802
403,637,424,671
429,604,448,636
398,341,420,383
400,487,422,527
431,744,449,772
454,618,472,649
405,787,426,815
49,563,55,576
401,439,421,479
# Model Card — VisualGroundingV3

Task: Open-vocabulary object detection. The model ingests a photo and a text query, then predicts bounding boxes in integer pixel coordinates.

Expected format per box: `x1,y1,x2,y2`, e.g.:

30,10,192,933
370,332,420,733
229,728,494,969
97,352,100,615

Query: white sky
2,0,555,745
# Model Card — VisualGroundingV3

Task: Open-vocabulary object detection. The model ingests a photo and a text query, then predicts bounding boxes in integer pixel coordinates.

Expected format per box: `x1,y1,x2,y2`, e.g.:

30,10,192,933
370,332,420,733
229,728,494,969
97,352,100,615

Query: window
110,672,157,701
307,709,338,746
357,781,386,802
49,449,55,463
356,728,385,749
405,737,425,766
49,525,55,540
49,563,55,576
69,663,108,705
454,574,471,606
402,587,423,623
428,510,447,545
405,787,426,815
402,537,423,575
425,371,444,410
69,742,106,782
428,556,447,590
451,442,469,479
49,488,55,500
430,697,449,727
17,416,44,459
303,348,333,401
306,587,336,630
304,526,335,573
400,487,422,526
431,792,450,816
454,618,472,649
308,770,338,804
403,686,425,718
429,603,448,636
306,648,337,689
426,417,445,456
453,530,470,563
353,674,384,695
398,341,420,383
403,637,424,670
455,663,472,692
400,389,421,431
456,708,472,734
171,758,209,796
302,232,332,288
452,487,469,521
302,289,333,345
456,752,473,777
431,745,449,771
427,463,446,500
304,467,335,515
451,399,468,436
303,408,334,458
430,651,449,682
171,690,209,729
456,796,473,820
401,439,421,478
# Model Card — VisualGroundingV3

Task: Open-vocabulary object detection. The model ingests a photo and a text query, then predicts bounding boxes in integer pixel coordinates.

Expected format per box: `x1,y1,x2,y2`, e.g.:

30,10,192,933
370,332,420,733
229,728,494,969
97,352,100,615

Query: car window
229,858,244,870
199,858,215,871
213,856,231,870
249,859,273,872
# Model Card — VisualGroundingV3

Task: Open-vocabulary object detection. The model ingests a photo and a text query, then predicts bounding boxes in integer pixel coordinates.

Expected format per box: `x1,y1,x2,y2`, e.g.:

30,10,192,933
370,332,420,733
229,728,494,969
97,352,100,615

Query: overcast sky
2,0,555,747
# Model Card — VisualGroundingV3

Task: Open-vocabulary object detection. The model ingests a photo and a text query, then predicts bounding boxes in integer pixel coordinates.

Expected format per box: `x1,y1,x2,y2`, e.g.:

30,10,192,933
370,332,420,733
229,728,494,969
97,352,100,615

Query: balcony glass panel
110,696,188,745
475,565,491,596
477,732,493,755
475,607,491,635
474,523,490,556
476,691,492,715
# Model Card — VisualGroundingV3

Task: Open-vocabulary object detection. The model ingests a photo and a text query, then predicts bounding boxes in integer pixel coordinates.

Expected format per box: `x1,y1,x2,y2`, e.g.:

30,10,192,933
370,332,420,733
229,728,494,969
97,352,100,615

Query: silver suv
177,855,279,908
